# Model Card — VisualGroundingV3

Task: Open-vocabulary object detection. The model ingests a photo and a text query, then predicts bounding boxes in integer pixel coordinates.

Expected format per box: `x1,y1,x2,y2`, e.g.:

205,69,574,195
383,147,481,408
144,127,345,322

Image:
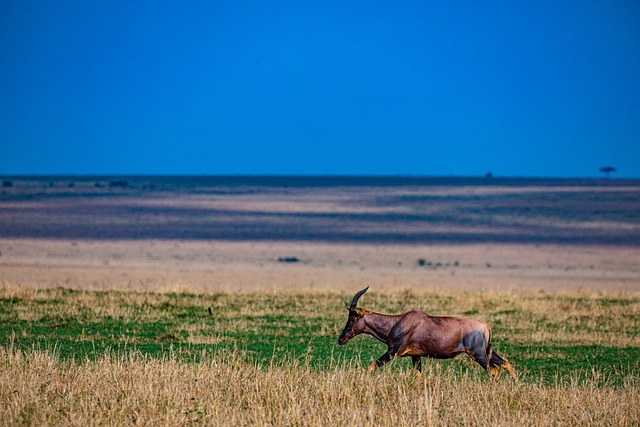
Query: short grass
1,285,639,425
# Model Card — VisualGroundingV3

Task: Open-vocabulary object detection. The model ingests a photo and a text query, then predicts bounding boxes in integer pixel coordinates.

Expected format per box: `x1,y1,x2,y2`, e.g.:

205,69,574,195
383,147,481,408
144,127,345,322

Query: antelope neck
363,312,401,344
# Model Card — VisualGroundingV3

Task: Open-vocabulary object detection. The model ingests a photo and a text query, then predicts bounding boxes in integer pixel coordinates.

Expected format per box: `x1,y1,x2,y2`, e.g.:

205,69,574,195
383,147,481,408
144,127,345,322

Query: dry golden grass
1,284,639,426
1,345,638,427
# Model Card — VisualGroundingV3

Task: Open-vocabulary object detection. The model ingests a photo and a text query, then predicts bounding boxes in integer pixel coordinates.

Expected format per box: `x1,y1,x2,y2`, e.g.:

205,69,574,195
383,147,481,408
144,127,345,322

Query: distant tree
599,166,616,178
2,180,13,188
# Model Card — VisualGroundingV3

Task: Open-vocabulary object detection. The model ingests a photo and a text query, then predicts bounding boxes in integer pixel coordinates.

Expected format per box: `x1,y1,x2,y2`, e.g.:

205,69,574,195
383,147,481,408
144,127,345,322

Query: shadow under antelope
338,287,518,382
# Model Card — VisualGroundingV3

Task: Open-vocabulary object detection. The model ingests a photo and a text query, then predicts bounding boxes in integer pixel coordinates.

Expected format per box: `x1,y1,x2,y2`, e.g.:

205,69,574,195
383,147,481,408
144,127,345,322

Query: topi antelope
338,287,518,381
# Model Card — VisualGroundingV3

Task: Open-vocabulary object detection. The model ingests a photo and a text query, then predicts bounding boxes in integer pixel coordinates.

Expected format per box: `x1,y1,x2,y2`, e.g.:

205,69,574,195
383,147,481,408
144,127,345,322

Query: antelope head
338,287,369,345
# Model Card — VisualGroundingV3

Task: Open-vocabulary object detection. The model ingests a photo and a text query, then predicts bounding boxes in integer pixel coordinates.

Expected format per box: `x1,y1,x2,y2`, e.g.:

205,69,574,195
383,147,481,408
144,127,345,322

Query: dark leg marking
375,351,394,368
468,350,489,370
411,356,422,372
489,350,507,366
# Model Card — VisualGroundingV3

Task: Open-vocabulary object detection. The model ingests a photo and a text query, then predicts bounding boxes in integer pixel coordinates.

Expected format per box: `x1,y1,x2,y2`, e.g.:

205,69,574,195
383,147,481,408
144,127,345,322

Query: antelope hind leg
490,351,519,383
488,363,501,380
501,360,519,383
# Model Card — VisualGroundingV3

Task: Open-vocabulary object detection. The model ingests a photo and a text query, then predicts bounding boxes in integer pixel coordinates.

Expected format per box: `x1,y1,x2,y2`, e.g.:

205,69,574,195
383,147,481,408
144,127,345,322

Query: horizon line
2,173,638,181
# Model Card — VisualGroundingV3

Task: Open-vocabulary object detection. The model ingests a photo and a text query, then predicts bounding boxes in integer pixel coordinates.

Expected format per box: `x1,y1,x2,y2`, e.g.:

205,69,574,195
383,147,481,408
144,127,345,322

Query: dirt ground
1,238,638,293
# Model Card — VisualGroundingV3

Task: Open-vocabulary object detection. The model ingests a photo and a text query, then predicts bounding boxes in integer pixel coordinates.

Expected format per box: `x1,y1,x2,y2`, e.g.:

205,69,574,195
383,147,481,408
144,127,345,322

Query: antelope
338,287,518,381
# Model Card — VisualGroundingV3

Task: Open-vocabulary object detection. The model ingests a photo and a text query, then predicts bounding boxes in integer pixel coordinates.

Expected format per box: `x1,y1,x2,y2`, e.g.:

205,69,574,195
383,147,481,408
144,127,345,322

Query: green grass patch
1,287,638,386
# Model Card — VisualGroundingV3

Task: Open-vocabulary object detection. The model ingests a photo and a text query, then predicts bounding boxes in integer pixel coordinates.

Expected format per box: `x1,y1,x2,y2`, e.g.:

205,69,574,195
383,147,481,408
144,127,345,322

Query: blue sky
1,1,639,177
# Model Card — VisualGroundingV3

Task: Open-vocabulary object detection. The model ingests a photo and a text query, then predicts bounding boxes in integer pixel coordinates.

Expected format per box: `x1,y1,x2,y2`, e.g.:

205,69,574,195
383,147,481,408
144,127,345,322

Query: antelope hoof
489,366,501,381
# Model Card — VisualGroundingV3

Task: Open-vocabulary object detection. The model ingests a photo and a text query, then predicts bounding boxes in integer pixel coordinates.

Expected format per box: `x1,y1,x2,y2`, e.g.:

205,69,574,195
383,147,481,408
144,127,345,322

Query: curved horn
349,286,369,310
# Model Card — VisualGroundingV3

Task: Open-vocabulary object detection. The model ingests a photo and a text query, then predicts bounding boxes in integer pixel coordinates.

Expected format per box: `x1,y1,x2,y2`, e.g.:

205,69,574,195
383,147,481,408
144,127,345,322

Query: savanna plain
1,176,639,426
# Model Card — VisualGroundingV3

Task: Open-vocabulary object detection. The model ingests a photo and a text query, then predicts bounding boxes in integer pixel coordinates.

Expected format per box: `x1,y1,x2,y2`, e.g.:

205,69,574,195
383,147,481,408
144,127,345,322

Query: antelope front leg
368,351,394,372
411,356,422,374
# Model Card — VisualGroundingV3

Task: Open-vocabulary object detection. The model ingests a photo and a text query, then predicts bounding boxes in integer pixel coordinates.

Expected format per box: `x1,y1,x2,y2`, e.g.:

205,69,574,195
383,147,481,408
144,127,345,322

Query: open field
1,176,639,293
1,238,639,293
2,176,639,246
1,176,639,425
3,345,637,426
1,286,639,425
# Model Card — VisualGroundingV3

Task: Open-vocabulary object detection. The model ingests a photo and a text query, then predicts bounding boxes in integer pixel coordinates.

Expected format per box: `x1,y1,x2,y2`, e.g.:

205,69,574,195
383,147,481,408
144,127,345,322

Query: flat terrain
1,286,639,425
1,176,639,293
1,176,639,425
